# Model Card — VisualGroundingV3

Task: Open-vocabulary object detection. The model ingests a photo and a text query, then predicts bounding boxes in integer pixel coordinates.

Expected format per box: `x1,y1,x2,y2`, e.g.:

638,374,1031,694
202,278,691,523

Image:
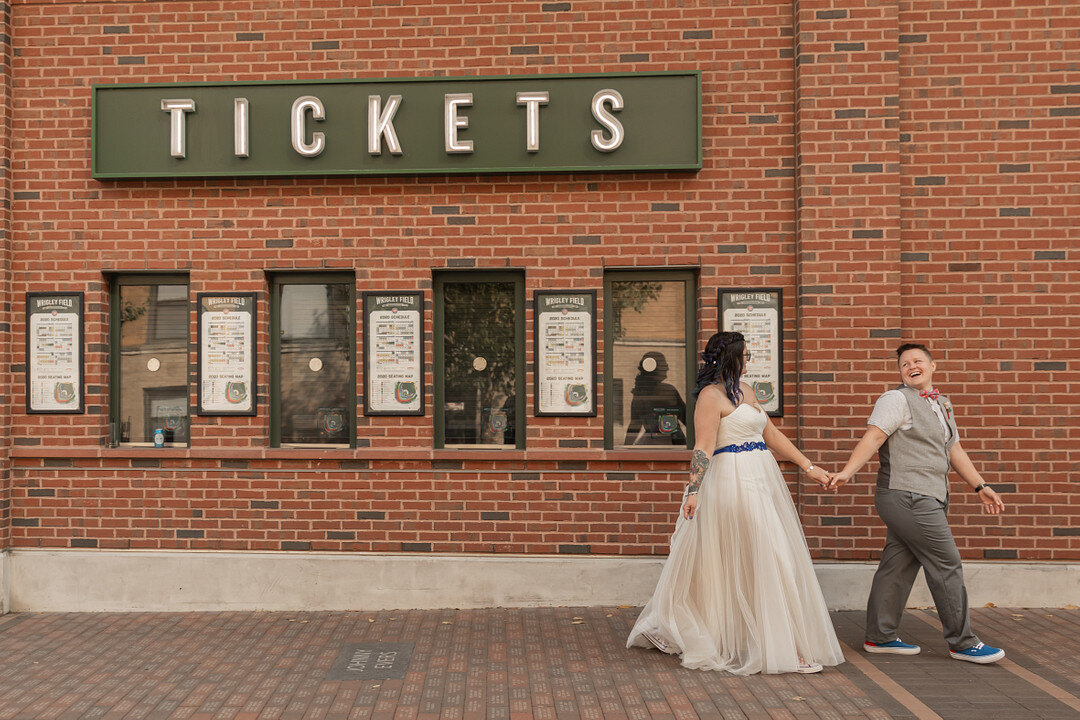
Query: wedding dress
627,403,845,674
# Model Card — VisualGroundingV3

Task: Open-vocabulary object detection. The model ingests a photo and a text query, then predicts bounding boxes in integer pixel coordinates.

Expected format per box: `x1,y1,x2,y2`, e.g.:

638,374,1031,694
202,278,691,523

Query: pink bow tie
920,388,939,400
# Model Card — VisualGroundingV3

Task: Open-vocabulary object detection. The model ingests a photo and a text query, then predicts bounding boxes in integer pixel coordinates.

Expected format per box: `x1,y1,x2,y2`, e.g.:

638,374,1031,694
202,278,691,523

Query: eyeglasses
743,352,753,362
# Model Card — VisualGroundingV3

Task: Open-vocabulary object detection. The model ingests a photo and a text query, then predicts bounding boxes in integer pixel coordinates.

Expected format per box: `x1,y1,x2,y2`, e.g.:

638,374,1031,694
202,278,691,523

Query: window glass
608,278,690,447
117,282,189,444
276,280,353,445
441,281,518,446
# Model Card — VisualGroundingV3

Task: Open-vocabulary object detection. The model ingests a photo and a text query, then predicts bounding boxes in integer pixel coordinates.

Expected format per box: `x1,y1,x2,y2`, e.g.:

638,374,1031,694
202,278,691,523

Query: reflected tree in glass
443,282,516,446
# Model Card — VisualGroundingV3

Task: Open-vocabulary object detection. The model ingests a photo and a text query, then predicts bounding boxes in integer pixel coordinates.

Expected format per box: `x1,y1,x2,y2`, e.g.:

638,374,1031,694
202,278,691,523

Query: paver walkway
0,607,1078,719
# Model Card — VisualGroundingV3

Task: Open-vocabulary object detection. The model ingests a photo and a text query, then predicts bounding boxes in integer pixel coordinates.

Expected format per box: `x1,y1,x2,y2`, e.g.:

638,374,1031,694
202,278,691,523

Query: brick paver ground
0,607,1078,720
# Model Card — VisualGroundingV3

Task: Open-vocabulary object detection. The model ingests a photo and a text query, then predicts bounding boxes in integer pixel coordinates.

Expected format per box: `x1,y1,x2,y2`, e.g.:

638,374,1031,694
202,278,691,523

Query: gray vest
876,385,958,502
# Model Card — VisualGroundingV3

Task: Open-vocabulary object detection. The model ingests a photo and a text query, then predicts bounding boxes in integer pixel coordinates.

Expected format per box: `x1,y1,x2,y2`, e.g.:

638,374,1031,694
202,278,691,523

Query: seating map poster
720,288,783,417
535,291,596,417
363,292,423,416
26,292,84,414
197,294,256,415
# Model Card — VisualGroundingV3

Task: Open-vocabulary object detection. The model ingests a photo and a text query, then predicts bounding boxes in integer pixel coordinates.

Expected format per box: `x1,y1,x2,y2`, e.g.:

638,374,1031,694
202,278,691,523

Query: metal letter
368,94,403,156
590,89,624,152
516,91,549,153
160,99,196,158
444,93,473,154
234,98,249,158
291,95,325,157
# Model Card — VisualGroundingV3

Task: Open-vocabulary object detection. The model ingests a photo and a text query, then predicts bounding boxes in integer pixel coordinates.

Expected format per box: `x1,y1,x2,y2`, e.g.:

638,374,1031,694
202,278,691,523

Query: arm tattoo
687,449,709,494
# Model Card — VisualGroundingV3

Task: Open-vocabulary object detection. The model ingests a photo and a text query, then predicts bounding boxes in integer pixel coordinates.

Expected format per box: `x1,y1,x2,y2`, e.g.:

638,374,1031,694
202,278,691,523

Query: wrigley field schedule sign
91,72,701,179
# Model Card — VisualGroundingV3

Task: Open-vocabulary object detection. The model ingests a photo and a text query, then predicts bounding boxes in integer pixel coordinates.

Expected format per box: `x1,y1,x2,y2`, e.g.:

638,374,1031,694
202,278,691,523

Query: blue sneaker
864,639,921,655
950,642,1005,664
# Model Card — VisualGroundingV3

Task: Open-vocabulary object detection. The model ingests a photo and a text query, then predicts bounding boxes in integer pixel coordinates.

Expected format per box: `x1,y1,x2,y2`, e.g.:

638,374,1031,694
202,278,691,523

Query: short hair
896,342,933,362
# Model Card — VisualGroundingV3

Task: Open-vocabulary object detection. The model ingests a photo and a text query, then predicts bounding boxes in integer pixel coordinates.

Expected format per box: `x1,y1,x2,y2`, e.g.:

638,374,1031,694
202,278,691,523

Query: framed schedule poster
534,290,596,417
197,293,256,415
719,288,783,417
363,292,424,416
26,292,84,414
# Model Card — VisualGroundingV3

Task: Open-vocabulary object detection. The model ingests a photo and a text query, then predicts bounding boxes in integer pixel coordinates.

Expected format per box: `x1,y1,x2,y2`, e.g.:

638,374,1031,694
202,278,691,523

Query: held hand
806,465,831,488
825,470,852,493
979,486,1006,515
683,493,698,521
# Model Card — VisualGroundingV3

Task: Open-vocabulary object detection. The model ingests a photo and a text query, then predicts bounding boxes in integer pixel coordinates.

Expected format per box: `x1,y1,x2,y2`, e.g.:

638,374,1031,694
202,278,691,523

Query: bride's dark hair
694,331,745,405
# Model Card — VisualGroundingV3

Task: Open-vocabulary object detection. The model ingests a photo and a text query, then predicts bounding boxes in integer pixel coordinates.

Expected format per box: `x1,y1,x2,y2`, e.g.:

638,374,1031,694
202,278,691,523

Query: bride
627,331,845,675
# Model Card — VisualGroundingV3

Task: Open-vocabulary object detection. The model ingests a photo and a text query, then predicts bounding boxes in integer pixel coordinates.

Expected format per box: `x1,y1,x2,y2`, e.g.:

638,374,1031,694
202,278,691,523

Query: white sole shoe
864,641,921,655
641,630,676,654
795,661,823,674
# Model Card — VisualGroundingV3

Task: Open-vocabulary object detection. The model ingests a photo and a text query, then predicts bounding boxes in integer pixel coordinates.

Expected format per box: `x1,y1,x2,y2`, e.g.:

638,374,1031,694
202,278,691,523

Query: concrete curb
6,549,1078,612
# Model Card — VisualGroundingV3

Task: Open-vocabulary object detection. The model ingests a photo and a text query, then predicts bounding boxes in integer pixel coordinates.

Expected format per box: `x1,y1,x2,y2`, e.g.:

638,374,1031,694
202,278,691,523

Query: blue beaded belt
713,441,767,455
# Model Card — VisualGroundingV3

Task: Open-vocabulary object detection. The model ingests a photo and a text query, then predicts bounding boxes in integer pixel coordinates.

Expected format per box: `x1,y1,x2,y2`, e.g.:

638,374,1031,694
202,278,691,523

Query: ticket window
270,274,355,447
435,273,525,449
110,276,190,446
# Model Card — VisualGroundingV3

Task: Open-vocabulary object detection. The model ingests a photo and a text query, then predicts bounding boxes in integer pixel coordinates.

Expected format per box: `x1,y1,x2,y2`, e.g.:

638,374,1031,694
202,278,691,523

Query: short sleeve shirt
868,389,950,438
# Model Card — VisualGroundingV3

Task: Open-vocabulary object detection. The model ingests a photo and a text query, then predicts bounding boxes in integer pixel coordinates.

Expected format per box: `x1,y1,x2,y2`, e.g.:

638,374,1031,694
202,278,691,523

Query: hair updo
694,331,746,405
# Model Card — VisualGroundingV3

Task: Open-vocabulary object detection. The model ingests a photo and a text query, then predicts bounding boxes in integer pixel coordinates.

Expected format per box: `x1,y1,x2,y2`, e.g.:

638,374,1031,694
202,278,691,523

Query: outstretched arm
949,441,1006,514
762,416,831,487
824,425,889,491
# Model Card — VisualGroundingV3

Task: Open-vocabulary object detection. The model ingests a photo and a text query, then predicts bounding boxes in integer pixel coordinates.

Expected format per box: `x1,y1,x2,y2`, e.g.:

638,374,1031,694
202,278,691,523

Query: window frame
433,270,526,450
602,268,697,450
268,271,357,448
108,272,191,447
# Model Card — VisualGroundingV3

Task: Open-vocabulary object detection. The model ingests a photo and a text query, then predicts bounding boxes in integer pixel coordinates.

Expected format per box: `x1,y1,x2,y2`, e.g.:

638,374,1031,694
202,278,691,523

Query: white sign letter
234,98,249,158
444,93,473,154
590,89,624,152
516,91,549,153
291,95,325,157
368,94,403,156
161,99,196,158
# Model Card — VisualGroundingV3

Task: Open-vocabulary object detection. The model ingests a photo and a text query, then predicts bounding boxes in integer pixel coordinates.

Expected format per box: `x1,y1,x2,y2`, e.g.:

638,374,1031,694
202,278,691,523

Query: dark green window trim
268,271,357,448
603,269,697,450
107,272,190,447
433,270,526,450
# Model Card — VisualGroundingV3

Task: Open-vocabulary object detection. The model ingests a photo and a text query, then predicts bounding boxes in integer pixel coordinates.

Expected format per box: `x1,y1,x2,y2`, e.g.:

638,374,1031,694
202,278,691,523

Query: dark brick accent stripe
510,45,539,55
683,30,712,40
481,511,509,520
357,510,385,519
999,207,1031,217
558,544,591,554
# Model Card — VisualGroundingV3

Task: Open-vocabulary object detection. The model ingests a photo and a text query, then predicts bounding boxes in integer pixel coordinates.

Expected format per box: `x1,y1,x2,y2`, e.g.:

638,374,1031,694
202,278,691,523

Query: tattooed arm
682,386,726,520
686,449,710,495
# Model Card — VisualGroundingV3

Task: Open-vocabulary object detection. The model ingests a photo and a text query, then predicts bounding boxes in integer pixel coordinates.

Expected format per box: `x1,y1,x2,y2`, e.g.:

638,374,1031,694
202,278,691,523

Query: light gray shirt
868,388,949,438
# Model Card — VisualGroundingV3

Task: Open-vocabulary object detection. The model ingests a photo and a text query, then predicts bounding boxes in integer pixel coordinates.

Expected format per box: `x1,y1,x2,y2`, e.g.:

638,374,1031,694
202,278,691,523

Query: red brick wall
0,0,11,552
4,1,1078,560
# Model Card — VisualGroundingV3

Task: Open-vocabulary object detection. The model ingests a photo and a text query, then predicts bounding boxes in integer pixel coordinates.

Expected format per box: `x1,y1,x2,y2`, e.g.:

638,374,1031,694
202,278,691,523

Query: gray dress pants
865,489,980,651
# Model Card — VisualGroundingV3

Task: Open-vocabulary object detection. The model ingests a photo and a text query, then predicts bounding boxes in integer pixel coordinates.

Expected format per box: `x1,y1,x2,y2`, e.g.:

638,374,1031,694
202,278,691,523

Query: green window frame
603,269,697,450
433,271,526,449
108,273,191,447
269,272,357,448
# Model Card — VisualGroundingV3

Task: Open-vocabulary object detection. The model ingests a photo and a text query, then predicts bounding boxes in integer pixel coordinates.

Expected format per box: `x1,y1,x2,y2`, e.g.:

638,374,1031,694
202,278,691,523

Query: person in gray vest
826,342,1007,663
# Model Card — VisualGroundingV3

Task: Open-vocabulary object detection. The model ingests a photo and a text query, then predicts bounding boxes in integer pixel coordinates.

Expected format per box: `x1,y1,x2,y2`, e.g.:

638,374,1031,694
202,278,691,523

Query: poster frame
718,287,784,418
362,291,425,417
26,291,85,414
196,292,257,417
533,289,597,418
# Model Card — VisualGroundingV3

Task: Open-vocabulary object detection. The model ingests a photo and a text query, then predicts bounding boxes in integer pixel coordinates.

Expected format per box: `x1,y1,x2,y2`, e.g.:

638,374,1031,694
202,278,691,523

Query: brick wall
0,0,12,553
4,1,1078,560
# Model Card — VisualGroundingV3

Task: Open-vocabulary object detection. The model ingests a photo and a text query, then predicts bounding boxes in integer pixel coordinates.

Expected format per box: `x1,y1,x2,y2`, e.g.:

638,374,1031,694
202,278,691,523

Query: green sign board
91,72,701,179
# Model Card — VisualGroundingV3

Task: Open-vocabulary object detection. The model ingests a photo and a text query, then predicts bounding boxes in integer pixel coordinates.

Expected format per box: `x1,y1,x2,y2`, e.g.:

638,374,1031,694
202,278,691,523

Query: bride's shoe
641,630,676,654
795,658,823,674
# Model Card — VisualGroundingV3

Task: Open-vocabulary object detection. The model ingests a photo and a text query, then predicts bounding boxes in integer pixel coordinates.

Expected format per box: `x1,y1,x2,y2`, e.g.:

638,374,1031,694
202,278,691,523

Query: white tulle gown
627,403,844,674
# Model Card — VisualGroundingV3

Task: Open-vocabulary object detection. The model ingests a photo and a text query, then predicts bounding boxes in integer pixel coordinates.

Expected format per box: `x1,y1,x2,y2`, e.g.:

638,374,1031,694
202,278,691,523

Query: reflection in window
276,281,353,445
117,281,189,444
609,279,689,447
442,281,517,446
